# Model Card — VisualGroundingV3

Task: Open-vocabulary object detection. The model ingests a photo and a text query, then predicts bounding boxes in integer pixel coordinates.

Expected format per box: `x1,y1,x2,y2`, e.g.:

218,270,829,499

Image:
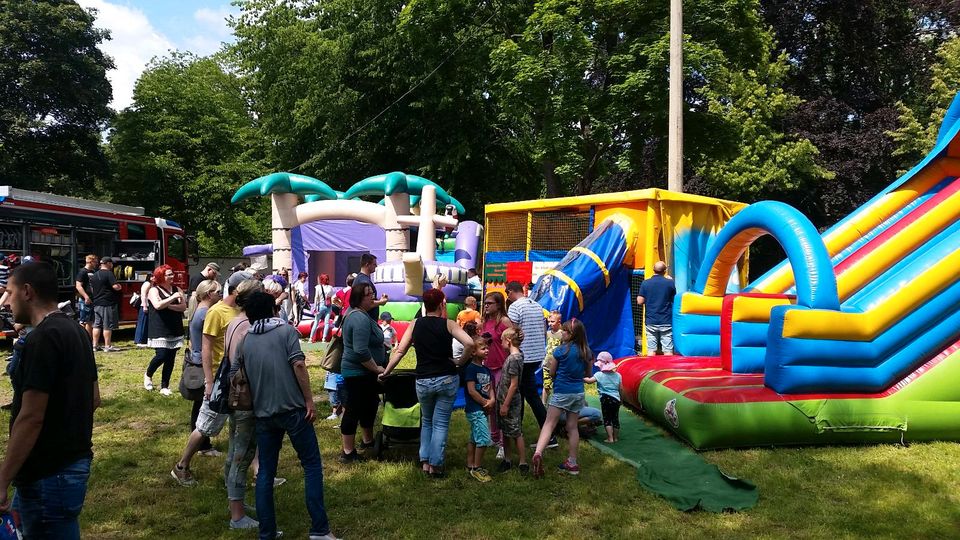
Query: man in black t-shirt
0,262,99,537
74,253,98,335
354,253,388,319
90,256,122,352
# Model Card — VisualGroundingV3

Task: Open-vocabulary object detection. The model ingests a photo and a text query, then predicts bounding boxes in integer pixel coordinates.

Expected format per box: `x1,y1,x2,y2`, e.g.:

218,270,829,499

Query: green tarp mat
586,396,758,512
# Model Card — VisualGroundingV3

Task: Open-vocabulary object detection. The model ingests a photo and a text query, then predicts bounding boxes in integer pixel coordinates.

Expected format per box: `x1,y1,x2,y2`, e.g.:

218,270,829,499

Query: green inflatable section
381,301,461,321
637,348,960,449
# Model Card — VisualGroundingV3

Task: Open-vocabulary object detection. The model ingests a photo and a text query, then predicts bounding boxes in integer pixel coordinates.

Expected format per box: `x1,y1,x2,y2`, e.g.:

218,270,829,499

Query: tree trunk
543,159,561,197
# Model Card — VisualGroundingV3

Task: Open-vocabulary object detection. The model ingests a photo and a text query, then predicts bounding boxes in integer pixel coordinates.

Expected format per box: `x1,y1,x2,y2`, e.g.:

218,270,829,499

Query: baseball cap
206,262,221,272
100,256,114,264
226,270,254,294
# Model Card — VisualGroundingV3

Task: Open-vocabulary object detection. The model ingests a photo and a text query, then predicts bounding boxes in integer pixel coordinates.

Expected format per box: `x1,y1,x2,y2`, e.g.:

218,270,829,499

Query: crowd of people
0,252,677,538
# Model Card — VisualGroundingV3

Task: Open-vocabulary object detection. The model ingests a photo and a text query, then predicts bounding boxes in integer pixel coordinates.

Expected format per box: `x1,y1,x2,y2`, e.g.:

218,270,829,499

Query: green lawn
2,332,959,539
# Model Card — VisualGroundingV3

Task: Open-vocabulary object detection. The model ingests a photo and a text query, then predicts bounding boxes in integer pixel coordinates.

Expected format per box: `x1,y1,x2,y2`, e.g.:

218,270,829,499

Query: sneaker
143,375,154,391
428,468,446,479
338,451,365,464
470,467,492,483
557,459,580,475
532,453,544,479
198,448,222,457
518,463,530,475
325,413,339,420
495,460,512,473
170,465,197,486
229,515,259,529
159,387,172,396
103,345,121,352
358,440,375,451
309,534,341,540
273,477,287,487
495,446,505,460
547,437,560,449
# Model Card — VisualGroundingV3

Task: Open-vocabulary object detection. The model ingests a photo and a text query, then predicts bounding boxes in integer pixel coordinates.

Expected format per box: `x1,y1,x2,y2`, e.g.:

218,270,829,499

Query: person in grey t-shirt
240,292,334,540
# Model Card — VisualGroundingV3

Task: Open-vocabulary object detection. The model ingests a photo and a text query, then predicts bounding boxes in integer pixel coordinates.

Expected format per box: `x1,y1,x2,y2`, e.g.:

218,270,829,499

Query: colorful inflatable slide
618,93,960,448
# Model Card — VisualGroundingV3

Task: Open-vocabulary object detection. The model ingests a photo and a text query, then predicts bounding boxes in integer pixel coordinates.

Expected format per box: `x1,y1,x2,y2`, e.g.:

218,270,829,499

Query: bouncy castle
614,94,960,448
482,191,746,359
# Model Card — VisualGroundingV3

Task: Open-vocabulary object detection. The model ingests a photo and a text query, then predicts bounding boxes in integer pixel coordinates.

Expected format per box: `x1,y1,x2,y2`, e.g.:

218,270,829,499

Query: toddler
584,351,622,443
324,371,344,421
379,311,397,351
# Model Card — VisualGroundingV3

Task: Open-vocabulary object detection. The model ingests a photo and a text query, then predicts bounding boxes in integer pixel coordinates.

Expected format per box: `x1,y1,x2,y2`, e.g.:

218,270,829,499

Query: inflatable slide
619,93,960,448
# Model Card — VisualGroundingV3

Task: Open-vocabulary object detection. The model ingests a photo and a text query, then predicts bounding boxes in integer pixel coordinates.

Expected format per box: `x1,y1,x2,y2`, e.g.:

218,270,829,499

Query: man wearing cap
90,257,122,352
187,262,221,324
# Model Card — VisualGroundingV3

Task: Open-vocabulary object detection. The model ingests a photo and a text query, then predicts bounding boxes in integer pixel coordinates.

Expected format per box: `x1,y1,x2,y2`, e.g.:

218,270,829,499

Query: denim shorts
78,300,94,323
196,398,229,437
466,410,492,447
549,392,586,413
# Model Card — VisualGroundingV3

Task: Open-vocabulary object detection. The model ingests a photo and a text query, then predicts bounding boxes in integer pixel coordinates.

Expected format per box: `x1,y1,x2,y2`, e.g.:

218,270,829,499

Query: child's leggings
488,367,503,446
600,394,621,429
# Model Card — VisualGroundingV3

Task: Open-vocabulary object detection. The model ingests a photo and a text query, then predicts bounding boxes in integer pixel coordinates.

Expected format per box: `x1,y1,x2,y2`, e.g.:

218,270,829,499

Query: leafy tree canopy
107,52,269,256
0,0,113,194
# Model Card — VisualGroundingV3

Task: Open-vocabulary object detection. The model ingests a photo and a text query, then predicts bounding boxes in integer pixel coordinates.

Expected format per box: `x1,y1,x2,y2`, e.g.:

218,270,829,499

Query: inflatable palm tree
231,172,338,271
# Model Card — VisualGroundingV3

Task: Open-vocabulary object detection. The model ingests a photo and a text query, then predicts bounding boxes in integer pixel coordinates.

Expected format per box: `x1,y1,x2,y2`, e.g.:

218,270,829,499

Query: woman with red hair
143,265,186,395
309,273,334,342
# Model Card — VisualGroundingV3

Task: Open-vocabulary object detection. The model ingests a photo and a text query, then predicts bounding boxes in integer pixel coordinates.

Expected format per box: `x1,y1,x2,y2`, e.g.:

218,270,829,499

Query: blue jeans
16,457,91,539
255,408,329,540
415,374,459,468
309,305,331,342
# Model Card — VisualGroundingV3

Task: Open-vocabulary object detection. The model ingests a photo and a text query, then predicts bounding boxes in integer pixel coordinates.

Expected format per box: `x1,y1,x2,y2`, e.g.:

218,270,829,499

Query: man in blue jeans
240,292,338,540
636,261,677,355
0,262,100,538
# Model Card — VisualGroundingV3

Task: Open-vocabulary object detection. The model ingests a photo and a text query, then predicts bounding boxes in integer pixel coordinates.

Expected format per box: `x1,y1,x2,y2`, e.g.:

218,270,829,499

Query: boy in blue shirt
464,335,495,482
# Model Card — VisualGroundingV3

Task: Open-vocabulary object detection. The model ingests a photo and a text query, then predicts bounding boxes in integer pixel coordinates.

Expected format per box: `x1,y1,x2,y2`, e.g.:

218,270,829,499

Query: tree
491,0,828,199
891,36,960,165
760,0,960,225
108,53,269,256
0,0,114,194
230,0,539,217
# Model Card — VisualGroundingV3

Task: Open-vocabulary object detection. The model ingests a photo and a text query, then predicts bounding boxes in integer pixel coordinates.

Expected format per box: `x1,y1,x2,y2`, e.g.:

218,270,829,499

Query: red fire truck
0,186,197,323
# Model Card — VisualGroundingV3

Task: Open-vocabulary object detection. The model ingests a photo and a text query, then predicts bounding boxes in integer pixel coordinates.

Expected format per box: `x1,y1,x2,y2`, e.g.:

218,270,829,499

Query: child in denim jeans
464,333,494,482
324,371,344,421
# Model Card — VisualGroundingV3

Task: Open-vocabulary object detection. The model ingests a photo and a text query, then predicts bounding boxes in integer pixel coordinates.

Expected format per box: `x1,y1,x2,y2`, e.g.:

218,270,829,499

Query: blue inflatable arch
693,201,841,310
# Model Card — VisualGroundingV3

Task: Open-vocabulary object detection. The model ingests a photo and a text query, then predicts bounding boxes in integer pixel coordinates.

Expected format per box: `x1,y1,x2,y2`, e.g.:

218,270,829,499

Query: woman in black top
382,288,474,477
144,265,186,395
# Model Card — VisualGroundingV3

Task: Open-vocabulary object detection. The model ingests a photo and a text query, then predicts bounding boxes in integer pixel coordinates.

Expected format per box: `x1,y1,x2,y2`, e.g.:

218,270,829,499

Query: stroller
373,370,420,460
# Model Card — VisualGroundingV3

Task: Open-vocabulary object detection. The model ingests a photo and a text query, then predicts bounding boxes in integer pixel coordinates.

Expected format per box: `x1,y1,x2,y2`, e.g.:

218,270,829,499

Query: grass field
1,330,959,539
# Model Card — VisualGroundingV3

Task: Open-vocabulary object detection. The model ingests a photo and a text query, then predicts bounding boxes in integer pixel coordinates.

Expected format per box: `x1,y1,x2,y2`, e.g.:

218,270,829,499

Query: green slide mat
586,396,758,512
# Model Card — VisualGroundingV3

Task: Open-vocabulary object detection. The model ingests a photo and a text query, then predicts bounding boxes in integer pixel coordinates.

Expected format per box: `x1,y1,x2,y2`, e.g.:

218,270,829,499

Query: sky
76,0,240,111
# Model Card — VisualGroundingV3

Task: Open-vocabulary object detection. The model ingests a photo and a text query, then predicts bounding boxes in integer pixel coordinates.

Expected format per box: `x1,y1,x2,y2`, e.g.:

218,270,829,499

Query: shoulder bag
319,308,360,373
208,324,242,414
178,347,205,400
228,337,253,411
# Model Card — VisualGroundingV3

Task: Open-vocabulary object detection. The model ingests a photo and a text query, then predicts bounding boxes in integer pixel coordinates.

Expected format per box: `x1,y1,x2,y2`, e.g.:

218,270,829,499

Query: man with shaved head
636,261,676,356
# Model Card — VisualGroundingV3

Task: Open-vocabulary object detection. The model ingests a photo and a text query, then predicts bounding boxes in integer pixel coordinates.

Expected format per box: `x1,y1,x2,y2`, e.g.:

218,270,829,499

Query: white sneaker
143,375,154,391
325,413,339,420
496,446,505,460
229,515,259,529
159,388,172,396
273,477,286,487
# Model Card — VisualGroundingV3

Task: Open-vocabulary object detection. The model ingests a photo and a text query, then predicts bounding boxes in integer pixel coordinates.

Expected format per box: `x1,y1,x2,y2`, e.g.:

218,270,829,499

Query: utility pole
667,0,684,192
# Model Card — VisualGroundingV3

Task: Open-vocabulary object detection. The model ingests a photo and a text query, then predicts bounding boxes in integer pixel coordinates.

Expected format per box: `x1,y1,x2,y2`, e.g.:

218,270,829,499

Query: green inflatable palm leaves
343,172,466,215
231,172,338,204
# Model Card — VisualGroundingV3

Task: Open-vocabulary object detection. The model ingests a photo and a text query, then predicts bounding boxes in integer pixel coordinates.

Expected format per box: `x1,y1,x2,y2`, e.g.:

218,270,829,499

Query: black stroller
373,370,421,460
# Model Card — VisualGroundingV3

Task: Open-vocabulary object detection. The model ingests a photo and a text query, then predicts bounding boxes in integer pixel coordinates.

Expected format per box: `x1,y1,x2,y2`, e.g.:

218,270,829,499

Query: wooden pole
667,0,684,192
